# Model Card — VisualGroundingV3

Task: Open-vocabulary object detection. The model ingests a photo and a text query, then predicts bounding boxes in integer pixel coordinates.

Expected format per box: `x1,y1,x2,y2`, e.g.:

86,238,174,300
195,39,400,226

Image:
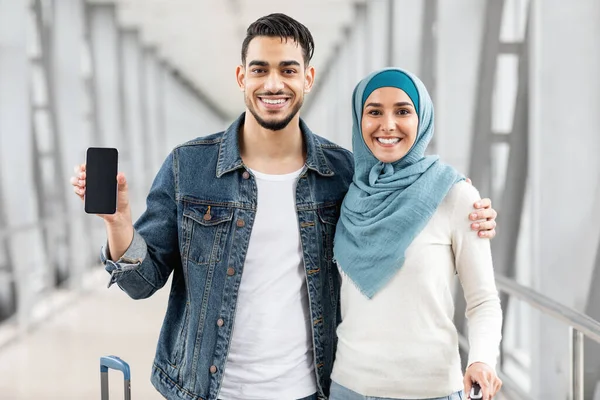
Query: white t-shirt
218,167,317,400
331,182,503,398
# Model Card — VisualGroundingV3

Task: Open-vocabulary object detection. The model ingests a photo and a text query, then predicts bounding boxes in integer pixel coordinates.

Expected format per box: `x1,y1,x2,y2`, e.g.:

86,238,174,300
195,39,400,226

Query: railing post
570,327,585,400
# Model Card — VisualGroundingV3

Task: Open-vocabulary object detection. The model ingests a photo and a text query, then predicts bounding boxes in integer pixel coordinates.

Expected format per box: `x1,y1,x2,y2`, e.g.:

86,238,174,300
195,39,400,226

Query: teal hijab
333,67,464,298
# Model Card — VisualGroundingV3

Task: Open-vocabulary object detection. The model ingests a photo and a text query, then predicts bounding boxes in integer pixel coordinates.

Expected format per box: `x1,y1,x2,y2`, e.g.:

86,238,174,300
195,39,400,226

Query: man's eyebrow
280,60,301,67
248,60,269,67
247,60,301,68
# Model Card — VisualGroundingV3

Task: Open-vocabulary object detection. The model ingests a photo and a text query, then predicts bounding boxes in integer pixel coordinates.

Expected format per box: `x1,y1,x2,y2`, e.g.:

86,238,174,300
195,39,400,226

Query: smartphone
84,147,118,214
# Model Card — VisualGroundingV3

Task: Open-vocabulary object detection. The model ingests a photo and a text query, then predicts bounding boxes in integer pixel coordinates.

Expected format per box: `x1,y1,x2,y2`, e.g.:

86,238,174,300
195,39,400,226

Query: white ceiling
110,0,363,119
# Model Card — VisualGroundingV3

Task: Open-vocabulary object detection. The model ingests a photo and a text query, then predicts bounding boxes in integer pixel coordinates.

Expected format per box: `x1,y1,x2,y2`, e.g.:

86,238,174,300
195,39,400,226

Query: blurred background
0,0,599,398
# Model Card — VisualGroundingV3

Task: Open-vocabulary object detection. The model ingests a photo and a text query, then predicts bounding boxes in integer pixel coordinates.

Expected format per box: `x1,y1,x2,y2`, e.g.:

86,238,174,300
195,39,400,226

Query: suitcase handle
100,356,131,400
100,356,131,380
470,382,483,399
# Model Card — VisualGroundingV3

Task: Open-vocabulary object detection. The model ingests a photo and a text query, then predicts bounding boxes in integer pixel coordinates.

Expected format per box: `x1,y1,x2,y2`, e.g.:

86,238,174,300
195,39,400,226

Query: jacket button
217,318,224,327
227,267,235,276
236,219,245,227
242,171,250,179
209,365,217,373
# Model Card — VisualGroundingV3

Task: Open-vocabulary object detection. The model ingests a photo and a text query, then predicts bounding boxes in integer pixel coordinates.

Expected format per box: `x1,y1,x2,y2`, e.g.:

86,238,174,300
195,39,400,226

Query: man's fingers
470,208,496,221
472,220,497,231
73,185,85,199
472,199,488,209
71,163,88,202
480,209,495,220
479,229,496,238
479,197,492,208
117,172,128,191
70,176,86,187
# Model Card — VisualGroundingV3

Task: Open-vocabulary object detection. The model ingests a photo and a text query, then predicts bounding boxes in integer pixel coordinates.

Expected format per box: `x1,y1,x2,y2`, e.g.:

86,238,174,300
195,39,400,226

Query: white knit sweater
331,181,503,399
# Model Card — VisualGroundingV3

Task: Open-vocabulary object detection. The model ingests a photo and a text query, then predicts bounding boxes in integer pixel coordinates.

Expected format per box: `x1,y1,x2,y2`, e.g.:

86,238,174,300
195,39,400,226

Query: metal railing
459,274,600,400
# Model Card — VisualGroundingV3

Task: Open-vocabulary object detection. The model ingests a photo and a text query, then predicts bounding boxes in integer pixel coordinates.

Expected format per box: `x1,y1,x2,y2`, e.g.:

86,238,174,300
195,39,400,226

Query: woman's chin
373,149,408,164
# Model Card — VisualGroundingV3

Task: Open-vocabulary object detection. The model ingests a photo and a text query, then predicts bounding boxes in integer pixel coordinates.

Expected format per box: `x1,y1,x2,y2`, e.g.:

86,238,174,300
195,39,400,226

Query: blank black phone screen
84,147,118,214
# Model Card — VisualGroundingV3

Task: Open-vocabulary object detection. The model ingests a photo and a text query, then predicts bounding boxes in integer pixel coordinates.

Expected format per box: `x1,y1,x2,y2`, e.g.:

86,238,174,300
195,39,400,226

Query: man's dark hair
241,13,315,67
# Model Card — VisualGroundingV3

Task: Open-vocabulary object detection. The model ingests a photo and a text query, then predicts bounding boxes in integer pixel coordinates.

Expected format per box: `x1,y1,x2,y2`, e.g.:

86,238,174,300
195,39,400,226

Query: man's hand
464,362,502,399
465,178,497,239
70,163,132,224
70,163,134,260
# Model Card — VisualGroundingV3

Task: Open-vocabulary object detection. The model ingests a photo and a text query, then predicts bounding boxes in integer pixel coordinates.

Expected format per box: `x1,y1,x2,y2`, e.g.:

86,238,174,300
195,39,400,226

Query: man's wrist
104,215,132,230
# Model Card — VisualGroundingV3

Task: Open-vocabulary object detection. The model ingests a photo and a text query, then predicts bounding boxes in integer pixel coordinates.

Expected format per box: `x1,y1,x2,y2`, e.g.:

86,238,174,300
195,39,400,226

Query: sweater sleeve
450,182,503,371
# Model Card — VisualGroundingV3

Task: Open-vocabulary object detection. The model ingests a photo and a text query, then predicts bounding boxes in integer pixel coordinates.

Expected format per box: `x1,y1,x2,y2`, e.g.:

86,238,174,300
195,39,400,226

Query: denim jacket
101,113,354,400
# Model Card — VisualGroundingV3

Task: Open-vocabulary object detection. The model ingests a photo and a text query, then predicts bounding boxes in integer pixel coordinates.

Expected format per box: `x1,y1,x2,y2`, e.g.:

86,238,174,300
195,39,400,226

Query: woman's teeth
377,138,401,144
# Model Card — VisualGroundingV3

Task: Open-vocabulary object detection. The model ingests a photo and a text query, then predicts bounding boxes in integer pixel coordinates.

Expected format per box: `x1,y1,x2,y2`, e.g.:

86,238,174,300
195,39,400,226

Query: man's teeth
377,138,401,144
262,98,287,104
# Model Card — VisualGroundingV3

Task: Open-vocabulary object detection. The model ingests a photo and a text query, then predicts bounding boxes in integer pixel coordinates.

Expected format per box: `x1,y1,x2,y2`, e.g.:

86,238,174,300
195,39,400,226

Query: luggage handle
100,355,131,400
470,382,483,399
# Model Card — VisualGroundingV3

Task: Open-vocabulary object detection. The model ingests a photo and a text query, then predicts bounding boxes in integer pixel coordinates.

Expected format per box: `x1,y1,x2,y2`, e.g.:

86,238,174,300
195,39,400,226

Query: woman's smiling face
361,87,419,164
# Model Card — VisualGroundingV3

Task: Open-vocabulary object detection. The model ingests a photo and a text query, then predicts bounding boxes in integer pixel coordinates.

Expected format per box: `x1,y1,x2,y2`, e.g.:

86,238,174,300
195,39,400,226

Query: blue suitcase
100,355,131,400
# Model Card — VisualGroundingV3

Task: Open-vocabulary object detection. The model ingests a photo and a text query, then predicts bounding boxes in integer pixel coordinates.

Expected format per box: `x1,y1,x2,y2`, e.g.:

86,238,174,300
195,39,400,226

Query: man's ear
304,65,315,93
236,65,245,91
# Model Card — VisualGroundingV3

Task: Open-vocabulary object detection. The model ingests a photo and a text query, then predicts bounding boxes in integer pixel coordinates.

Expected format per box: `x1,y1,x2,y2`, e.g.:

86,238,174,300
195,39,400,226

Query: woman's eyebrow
365,102,413,108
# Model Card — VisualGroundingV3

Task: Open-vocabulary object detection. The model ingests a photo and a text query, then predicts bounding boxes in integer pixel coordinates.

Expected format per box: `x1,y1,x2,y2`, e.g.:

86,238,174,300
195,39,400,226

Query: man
71,13,498,400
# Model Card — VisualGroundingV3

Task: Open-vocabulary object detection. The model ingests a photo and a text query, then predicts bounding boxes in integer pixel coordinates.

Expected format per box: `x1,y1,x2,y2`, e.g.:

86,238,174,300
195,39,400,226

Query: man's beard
246,93,303,131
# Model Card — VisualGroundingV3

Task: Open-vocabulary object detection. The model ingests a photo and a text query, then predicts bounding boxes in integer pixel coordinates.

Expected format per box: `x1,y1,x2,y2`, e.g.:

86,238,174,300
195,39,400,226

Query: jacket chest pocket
183,204,233,265
317,205,339,262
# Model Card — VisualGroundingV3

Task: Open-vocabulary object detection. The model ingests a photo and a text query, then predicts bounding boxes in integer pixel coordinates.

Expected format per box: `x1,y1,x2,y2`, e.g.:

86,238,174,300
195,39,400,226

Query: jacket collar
216,112,334,177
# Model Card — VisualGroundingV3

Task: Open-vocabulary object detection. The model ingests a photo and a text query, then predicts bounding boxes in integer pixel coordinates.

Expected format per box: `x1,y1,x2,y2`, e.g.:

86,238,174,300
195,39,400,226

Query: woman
331,67,503,400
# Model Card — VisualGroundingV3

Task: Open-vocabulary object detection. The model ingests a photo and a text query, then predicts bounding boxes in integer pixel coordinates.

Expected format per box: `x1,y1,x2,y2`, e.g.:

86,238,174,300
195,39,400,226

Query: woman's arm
450,182,503,397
